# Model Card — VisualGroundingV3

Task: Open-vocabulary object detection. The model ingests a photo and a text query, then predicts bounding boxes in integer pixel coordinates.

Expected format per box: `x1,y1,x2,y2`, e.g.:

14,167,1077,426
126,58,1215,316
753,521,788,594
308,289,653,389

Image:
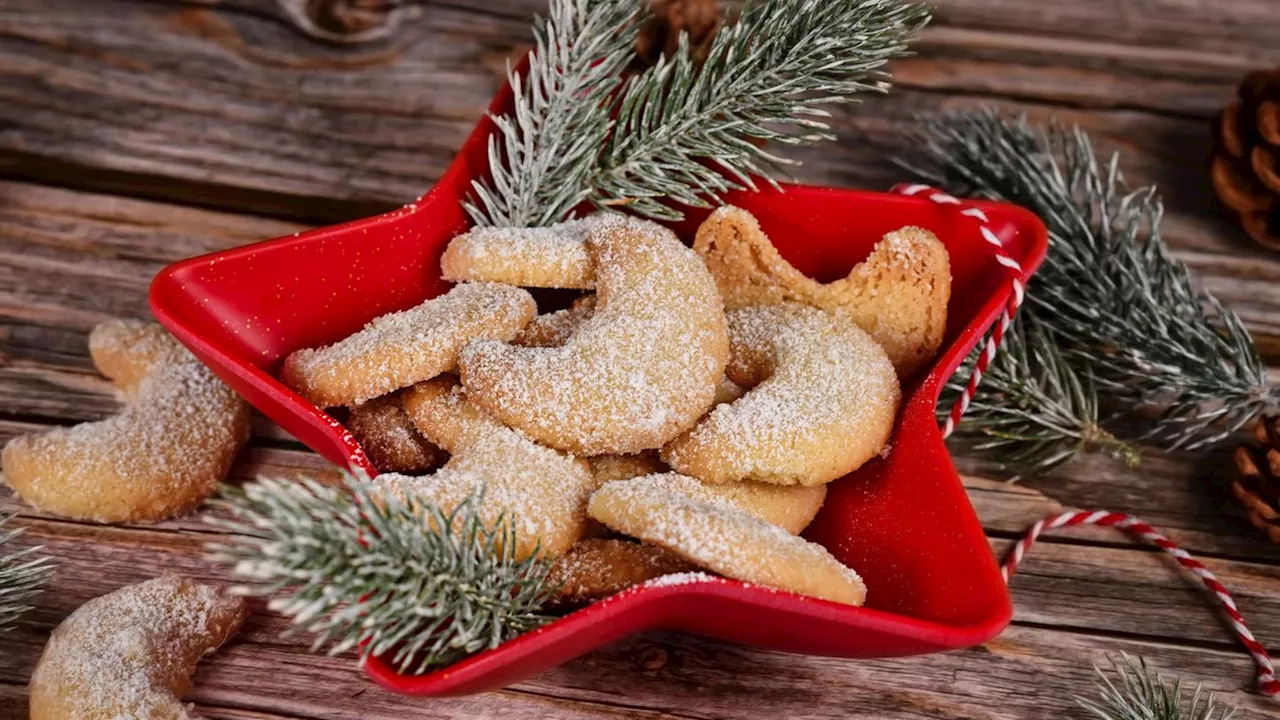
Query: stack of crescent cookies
282,207,952,608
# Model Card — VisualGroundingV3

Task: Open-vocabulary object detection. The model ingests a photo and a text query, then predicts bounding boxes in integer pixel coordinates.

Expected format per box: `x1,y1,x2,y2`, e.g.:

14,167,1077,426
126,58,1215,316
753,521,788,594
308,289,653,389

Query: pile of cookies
283,208,951,607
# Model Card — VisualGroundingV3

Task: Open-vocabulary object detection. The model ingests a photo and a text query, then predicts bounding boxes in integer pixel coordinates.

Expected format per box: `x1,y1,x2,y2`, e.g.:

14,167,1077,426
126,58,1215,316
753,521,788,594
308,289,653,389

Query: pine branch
942,314,1140,476
899,110,1278,473
591,0,930,220
0,510,55,633
465,0,644,228
1077,655,1236,720
206,475,556,674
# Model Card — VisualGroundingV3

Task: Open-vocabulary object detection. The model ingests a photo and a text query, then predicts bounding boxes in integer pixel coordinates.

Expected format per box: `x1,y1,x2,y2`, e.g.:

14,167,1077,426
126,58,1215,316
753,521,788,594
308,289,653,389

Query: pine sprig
590,0,930,220
900,110,1279,473
0,510,55,633
206,475,556,674
1077,655,1236,720
469,0,930,227
465,0,644,228
942,314,1140,476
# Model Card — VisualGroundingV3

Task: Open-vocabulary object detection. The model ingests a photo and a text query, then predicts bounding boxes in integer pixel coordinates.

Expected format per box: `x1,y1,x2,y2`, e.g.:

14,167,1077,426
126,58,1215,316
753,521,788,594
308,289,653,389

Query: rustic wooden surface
2,1,1280,717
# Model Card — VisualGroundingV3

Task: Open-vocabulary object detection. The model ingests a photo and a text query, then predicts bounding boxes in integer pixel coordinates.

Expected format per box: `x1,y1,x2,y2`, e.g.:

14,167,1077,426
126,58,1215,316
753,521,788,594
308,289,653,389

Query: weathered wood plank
1,514,1274,719
927,0,1280,60
0,0,1274,227
4,441,1277,659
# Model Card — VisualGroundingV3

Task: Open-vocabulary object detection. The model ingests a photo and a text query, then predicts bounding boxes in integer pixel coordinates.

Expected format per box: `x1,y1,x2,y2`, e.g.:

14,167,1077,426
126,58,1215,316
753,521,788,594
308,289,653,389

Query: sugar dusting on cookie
460,214,729,455
441,215,608,289
2,320,251,524
281,282,536,407
28,576,246,720
617,472,826,535
662,303,900,486
588,479,866,606
382,378,596,560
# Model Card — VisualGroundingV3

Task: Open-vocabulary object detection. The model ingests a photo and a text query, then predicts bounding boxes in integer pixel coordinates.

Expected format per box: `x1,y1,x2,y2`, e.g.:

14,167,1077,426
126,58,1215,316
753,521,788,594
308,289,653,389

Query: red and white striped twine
893,184,1026,440
896,184,1278,699
1002,511,1280,700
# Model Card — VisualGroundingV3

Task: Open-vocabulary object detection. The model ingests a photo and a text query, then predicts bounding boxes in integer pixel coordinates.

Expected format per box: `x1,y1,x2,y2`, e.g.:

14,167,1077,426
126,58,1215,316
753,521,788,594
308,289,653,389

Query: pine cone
1233,414,1280,544
1211,69,1280,251
634,0,722,70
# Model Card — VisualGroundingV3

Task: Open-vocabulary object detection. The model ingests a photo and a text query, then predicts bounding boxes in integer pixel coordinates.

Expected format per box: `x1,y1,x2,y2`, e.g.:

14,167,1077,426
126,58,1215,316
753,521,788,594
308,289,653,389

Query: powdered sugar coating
2,320,251,523
588,480,866,605
460,214,729,455
387,376,596,559
615,473,826,535
641,571,718,588
663,303,900,486
28,576,246,720
281,282,536,407
545,538,694,606
441,215,608,289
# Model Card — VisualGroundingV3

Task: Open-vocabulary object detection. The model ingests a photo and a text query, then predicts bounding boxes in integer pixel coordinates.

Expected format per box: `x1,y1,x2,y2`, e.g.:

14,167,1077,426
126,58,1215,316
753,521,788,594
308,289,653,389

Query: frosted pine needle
469,0,930,227
0,510,54,632
207,475,555,674
942,314,1140,476
592,0,929,220
1077,655,1236,720
900,110,1278,474
466,0,644,228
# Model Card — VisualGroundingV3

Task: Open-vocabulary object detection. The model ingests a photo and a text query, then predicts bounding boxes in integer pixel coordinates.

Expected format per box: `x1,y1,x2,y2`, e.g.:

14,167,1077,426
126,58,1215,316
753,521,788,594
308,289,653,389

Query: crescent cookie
346,392,445,474
388,376,596,559
28,576,247,720
546,538,695,607
662,303,900,486
589,479,866,605
515,295,597,348
616,473,826,535
281,282,536,407
441,215,608,290
2,320,252,523
460,214,730,455
694,206,951,379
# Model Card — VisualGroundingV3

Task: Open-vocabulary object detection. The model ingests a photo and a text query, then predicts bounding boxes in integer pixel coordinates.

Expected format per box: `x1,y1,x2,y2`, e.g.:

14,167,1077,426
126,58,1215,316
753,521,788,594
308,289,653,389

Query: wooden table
2,1,1279,717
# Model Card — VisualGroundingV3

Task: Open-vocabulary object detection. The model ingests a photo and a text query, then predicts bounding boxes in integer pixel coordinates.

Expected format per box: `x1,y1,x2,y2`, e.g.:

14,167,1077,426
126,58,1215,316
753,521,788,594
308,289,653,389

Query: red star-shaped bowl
150,74,1047,695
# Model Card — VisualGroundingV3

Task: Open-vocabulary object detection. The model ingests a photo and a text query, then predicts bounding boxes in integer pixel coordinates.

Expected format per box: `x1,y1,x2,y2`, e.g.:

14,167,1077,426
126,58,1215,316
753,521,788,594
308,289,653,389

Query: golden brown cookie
281,282,536,407
388,376,596,559
441,215,607,290
616,473,826,534
662,303,900,486
346,392,445,474
694,206,951,378
589,479,865,605
2,320,252,524
546,538,695,606
28,576,247,720
587,452,668,489
461,214,729,455
713,376,746,405
514,295,597,348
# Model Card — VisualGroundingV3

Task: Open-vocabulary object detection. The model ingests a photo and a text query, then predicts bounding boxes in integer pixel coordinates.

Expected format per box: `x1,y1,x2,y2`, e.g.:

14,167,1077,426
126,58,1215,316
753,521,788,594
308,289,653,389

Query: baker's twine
893,184,1025,441
896,184,1279,700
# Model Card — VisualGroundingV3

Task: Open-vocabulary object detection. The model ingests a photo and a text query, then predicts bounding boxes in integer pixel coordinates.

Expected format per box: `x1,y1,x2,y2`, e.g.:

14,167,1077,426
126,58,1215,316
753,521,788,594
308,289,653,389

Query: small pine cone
634,0,722,70
1211,68,1280,251
1233,414,1280,544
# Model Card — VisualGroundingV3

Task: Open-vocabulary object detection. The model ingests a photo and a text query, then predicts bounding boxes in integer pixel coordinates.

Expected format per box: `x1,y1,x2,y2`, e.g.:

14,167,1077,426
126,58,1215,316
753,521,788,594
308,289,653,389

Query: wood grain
2,0,1280,717
0,506,1275,720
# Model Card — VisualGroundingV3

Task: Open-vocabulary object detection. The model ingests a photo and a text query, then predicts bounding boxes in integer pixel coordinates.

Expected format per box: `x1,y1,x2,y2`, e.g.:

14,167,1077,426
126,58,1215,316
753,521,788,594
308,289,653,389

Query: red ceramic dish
149,76,1047,695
